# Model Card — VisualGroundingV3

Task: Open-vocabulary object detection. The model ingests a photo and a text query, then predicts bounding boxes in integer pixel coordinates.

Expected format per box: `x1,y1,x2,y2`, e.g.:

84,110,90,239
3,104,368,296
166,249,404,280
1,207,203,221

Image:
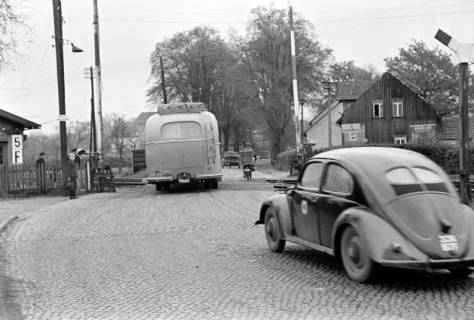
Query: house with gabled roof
340,72,439,145
305,79,374,148
0,108,41,166
306,73,440,148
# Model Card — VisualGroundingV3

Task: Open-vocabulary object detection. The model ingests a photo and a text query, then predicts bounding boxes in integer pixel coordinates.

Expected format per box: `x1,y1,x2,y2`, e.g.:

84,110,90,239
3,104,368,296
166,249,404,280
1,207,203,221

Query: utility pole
459,62,471,203
93,0,103,159
435,29,474,204
289,1,301,152
160,56,168,104
299,99,305,163
84,67,97,154
52,0,68,168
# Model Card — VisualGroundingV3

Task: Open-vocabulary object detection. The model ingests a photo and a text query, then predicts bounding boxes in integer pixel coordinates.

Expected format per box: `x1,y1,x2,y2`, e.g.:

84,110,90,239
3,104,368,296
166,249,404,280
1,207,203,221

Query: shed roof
0,108,41,129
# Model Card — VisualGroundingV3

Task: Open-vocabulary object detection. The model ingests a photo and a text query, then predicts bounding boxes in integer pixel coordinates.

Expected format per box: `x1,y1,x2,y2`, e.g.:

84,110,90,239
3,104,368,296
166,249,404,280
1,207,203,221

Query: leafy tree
147,26,229,113
384,40,458,114
239,6,331,158
329,61,375,82
213,49,258,151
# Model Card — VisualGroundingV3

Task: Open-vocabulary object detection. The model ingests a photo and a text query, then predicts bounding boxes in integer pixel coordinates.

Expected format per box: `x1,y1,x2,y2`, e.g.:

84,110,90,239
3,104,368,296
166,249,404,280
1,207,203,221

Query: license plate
438,235,459,251
178,177,190,183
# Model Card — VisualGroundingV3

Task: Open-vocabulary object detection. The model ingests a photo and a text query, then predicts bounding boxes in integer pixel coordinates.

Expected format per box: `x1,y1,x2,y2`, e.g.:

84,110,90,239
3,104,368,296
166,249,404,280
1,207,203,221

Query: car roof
311,147,458,204
314,147,436,170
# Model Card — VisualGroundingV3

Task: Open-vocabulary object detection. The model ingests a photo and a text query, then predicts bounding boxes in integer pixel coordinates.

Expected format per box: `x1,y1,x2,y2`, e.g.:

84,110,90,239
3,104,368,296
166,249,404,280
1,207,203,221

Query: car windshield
385,167,448,196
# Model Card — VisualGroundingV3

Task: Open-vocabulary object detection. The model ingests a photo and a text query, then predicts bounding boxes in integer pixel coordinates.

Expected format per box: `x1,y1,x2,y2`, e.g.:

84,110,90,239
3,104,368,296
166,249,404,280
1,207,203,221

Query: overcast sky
0,0,473,134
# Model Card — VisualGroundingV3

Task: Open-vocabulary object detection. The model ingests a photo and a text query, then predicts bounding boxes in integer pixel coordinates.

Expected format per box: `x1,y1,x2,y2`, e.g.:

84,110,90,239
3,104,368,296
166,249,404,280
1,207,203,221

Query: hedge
275,143,474,173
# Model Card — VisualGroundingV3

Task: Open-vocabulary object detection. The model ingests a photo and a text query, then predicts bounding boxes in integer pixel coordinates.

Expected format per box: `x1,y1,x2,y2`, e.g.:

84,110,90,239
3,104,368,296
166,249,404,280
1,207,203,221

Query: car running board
285,235,334,256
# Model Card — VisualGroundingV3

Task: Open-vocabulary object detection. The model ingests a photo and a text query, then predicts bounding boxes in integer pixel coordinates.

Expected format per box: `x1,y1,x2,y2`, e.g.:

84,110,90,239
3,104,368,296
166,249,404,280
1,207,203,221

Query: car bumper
196,174,222,181
146,177,173,183
146,174,222,183
379,258,474,270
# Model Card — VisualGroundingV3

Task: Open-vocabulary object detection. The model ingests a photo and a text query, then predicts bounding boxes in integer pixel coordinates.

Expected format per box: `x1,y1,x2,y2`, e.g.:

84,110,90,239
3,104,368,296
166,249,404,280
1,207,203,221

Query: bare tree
110,114,129,175
0,0,26,69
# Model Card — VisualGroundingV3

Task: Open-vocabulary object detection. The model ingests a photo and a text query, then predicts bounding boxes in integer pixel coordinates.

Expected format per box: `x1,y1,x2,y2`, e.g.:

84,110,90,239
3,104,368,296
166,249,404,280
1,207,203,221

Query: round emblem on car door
301,200,308,215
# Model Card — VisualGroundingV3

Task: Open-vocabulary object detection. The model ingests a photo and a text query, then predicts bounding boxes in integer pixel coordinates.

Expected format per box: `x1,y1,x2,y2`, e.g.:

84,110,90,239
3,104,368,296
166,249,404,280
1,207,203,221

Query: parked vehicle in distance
144,102,222,191
222,151,241,168
255,147,474,283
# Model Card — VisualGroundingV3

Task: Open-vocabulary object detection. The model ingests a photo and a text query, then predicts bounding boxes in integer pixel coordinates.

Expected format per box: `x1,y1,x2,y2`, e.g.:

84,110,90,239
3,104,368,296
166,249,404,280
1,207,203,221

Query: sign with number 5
11,134,23,164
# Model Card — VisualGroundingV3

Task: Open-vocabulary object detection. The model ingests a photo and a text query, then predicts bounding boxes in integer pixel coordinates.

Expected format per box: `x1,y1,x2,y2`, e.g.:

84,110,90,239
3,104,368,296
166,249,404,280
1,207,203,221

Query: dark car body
222,151,241,168
256,147,474,282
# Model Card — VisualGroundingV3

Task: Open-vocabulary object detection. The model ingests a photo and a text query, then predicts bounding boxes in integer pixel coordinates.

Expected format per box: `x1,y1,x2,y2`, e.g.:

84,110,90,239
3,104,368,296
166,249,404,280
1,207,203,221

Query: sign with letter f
11,134,23,165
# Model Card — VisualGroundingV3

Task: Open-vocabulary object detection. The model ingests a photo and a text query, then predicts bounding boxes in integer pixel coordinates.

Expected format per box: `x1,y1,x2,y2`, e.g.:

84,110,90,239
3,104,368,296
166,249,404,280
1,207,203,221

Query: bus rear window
161,122,202,139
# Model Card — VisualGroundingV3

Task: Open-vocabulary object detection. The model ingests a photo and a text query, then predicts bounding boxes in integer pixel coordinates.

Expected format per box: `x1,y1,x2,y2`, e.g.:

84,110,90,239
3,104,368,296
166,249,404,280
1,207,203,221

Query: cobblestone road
1,168,474,319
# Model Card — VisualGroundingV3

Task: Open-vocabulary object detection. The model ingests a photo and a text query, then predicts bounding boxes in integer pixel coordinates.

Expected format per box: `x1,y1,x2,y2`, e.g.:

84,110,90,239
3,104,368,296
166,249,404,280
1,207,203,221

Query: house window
394,136,407,144
372,100,383,118
392,98,404,117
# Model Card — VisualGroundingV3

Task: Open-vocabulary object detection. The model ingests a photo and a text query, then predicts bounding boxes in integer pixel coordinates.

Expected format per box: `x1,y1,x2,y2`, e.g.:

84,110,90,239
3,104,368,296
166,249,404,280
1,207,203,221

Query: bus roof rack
157,102,207,115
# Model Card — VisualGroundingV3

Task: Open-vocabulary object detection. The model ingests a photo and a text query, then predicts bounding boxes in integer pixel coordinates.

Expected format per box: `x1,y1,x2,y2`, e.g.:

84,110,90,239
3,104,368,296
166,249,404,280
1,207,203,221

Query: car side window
322,164,354,195
300,162,324,189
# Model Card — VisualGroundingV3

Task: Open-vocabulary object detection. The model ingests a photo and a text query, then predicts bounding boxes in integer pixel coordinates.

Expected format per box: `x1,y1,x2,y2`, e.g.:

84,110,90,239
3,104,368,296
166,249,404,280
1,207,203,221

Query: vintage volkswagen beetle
255,147,474,283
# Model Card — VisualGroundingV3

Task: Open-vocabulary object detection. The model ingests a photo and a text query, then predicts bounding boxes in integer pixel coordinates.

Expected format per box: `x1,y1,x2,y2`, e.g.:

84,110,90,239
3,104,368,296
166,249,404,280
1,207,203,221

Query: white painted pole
289,2,301,150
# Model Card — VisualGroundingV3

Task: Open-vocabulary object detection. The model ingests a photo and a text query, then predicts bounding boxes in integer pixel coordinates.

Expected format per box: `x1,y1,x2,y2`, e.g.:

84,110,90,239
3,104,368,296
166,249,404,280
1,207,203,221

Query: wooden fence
0,164,95,196
0,164,65,196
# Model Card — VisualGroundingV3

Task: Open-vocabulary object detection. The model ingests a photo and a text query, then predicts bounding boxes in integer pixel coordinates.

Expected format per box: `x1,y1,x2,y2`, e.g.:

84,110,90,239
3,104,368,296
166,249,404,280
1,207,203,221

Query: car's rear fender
461,203,474,258
256,194,292,239
333,208,426,264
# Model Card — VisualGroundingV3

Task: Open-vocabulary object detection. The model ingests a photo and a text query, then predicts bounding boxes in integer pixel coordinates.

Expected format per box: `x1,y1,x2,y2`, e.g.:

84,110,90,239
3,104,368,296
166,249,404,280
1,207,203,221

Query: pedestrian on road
64,152,78,199
71,148,82,195
36,152,47,194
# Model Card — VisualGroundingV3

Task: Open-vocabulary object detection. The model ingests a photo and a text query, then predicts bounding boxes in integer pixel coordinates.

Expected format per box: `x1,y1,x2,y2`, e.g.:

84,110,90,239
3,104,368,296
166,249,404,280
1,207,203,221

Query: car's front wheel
264,208,285,253
340,225,378,283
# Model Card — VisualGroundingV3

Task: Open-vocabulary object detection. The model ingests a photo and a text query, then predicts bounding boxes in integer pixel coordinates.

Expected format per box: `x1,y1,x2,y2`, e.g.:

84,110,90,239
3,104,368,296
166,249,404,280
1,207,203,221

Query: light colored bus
144,103,222,191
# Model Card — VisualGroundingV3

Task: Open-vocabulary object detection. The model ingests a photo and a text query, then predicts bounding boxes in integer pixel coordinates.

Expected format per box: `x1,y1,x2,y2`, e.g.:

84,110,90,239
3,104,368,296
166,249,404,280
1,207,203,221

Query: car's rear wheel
264,208,285,253
340,225,378,283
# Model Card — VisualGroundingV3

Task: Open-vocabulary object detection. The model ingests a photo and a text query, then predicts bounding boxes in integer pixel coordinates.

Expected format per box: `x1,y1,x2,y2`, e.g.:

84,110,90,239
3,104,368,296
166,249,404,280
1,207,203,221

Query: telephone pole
84,67,97,154
93,0,103,158
52,0,68,167
160,56,168,104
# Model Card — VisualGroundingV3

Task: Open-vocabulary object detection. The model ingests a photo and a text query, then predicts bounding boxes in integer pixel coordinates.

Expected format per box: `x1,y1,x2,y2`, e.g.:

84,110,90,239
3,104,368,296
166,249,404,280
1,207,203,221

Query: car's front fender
256,193,292,239
332,208,427,264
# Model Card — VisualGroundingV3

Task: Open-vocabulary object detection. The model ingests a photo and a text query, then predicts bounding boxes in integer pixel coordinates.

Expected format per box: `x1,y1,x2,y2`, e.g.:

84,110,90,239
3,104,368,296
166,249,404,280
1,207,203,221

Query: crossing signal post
435,29,474,203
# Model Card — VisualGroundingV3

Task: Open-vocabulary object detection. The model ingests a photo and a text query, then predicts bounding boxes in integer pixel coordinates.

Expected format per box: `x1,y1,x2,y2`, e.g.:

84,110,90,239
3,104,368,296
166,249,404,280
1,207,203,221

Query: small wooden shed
0,108,41,166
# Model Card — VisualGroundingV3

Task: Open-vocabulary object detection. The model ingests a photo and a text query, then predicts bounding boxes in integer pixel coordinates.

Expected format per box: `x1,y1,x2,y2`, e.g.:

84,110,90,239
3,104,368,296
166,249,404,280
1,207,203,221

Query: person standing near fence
36,152,46,194
71,148,82,195
64,152,78,199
